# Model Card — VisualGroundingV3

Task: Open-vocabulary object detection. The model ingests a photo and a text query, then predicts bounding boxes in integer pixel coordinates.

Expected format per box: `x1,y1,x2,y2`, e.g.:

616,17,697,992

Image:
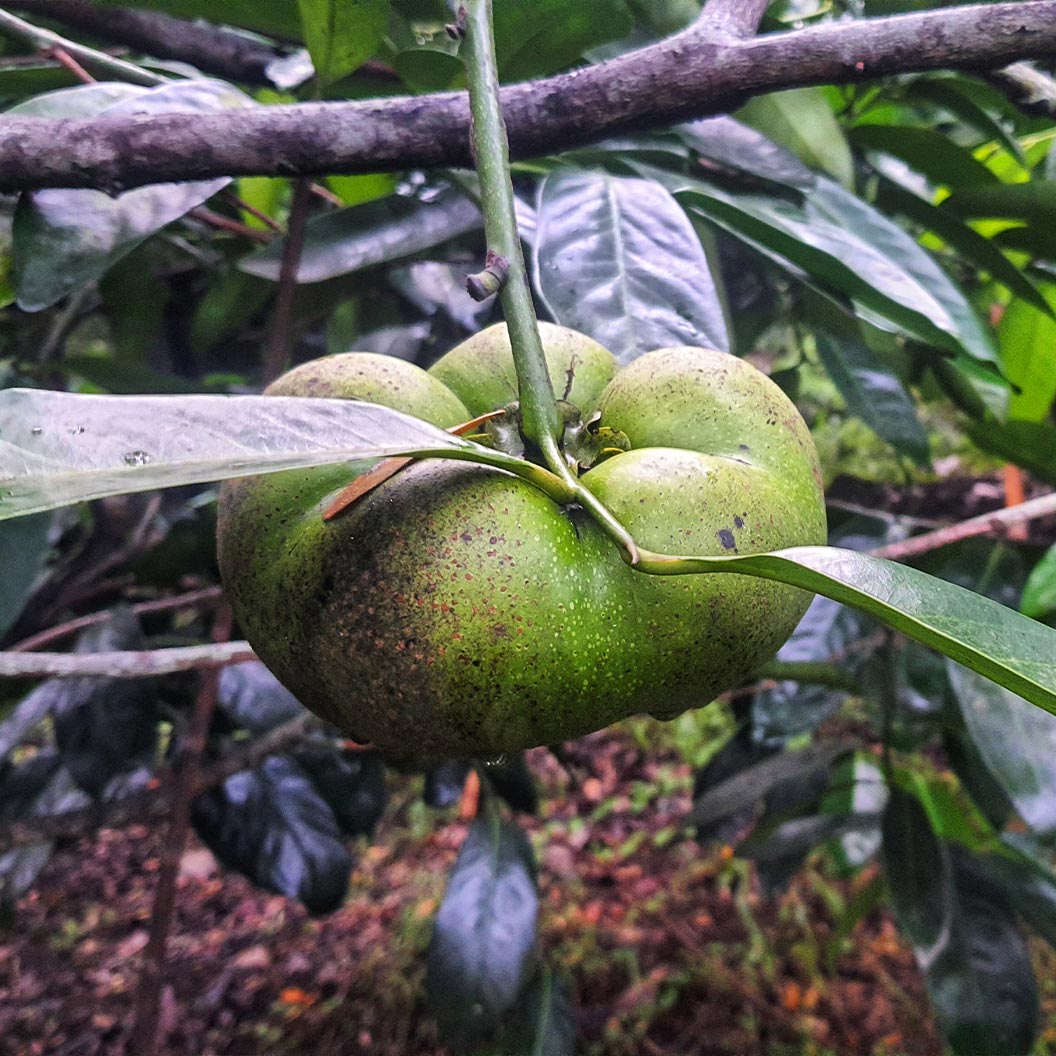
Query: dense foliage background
1,1,1056,1053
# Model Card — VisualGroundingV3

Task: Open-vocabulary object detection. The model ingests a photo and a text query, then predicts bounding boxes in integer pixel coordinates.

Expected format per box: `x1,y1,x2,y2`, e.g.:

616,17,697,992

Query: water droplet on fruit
123,450,151,466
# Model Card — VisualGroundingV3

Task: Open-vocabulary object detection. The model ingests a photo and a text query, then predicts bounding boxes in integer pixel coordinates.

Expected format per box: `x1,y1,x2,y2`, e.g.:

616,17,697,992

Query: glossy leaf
1022,544,1056,622
424,760,471,809
217,661,304,734
534,169,729,363
947,662,1056,838
503,965,576,1056
641,162,999,368
882,786,952,958
291,741,387,837
297,0,387,86
13,79,253,311
927,850,1039,1056
0,511,51,641
191,755,352,914
851,124,999,189
426,813,539,1043
738,87,853,186
239,187,481,283
676,115,814,190
997,286,1056,423
815,333,929,463
0,389,491,519
977,843,1056,951
875,178,1052,315
4,82,146,118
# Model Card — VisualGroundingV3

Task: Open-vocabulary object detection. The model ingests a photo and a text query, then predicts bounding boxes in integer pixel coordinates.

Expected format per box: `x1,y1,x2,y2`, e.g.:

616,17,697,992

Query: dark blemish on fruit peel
733,515,744,529
718,529,737,550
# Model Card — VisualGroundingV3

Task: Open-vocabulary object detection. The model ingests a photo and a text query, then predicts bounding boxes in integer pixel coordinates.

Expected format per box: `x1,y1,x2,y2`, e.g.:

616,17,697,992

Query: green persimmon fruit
217,326,826,762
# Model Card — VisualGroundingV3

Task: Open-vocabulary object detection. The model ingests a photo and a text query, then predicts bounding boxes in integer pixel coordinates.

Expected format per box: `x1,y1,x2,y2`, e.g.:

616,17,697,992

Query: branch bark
6,0,293,86
0,2,1053,191
0,640,255,678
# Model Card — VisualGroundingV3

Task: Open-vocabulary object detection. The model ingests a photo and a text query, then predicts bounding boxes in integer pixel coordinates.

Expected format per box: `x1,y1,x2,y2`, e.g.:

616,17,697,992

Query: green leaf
977,842,1056,951
963,418,1056,483
738,87,853,187
4,82,146,118
851,124,1000,189
534,169,729,363
945,181,1056,227
0,389,491,518
1022,544,1056,622
13,80,253,311
815,333,929,463
239,187,481,283
926,850,1039,1056
882,786,953,957
502,965,576,1056
998,286,1056,423
947,662,1056,838
297,0,387,86
637,161,999,369
426,814,539,1043
0,512,51,641
874,177,1052,316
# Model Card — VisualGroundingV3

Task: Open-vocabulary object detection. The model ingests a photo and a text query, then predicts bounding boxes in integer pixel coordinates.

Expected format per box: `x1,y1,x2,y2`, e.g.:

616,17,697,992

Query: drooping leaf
534,169,729,363
815,333,930,463
50,609,158,799
977,842,1056,951
997,286,1056,424
501,964,576,1056
882,785,952,959
851,124,1000,189
13,80,254,311
483,755,538,816
738,87,853,187
424,760,471,809
1022,544,1056,622
638,162,999,368
239,186,481,283
217,660,304,734
426,813,539,1044
676,115,815,190
822,754,887,872
752,595,866,744
0,511,51,641
0,389,495,519
191,754,352,914
945,181,1056,229
4,82,147,118
927,850,1039,1056
297,0,388,86
291,741,387,837
692,725,777,843
947,662,1056,838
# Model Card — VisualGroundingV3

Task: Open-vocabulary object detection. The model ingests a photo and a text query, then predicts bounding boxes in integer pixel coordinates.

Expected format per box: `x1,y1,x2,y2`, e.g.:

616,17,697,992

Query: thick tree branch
0,2,1052,192
6,0,293,86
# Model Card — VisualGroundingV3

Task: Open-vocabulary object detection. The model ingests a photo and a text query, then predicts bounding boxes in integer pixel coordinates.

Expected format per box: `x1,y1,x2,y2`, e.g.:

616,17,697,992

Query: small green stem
754,660,863,694
0,7,166,86
461,0,640,564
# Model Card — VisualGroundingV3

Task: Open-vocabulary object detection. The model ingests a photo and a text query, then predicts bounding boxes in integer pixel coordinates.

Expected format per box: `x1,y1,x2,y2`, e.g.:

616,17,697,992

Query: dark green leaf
815,333,929,463
882,785,952,956
297,0,387,85
534,169,729,362
676,115,815,190
692,726,776,843
927,850,1039,1056
424,760,471,809
50,608,157,799
738,87,853,186
239,187,481,283
1022,544,1056,621
291,742,387,837
851,124,1000,188
192,755,351,914
426,813,539,1043
13,80,253,311
217,660,304,733
95,0,303,40
0,510,50,641
963,419,1056,484
0,388,491,518
874,178,1052,315
484,755,538,816
977,843,1056,951
945,181,1056,228
947,661,1056,838
998,287,1056,423
502,964,576,1056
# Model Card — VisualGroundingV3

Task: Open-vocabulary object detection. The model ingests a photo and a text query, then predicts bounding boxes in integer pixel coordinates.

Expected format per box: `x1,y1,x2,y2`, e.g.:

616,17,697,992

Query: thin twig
869,490,1056,563
9,585,224,653
188,206,274,243
219,189,282,232
0,640,255,678
45,44,94,83
0,6,164,86
131,604,230,1056
262,178,312,384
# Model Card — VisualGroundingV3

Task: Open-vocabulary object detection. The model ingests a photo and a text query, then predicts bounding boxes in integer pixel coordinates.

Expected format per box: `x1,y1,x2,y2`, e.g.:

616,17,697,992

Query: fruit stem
461,0,641,565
